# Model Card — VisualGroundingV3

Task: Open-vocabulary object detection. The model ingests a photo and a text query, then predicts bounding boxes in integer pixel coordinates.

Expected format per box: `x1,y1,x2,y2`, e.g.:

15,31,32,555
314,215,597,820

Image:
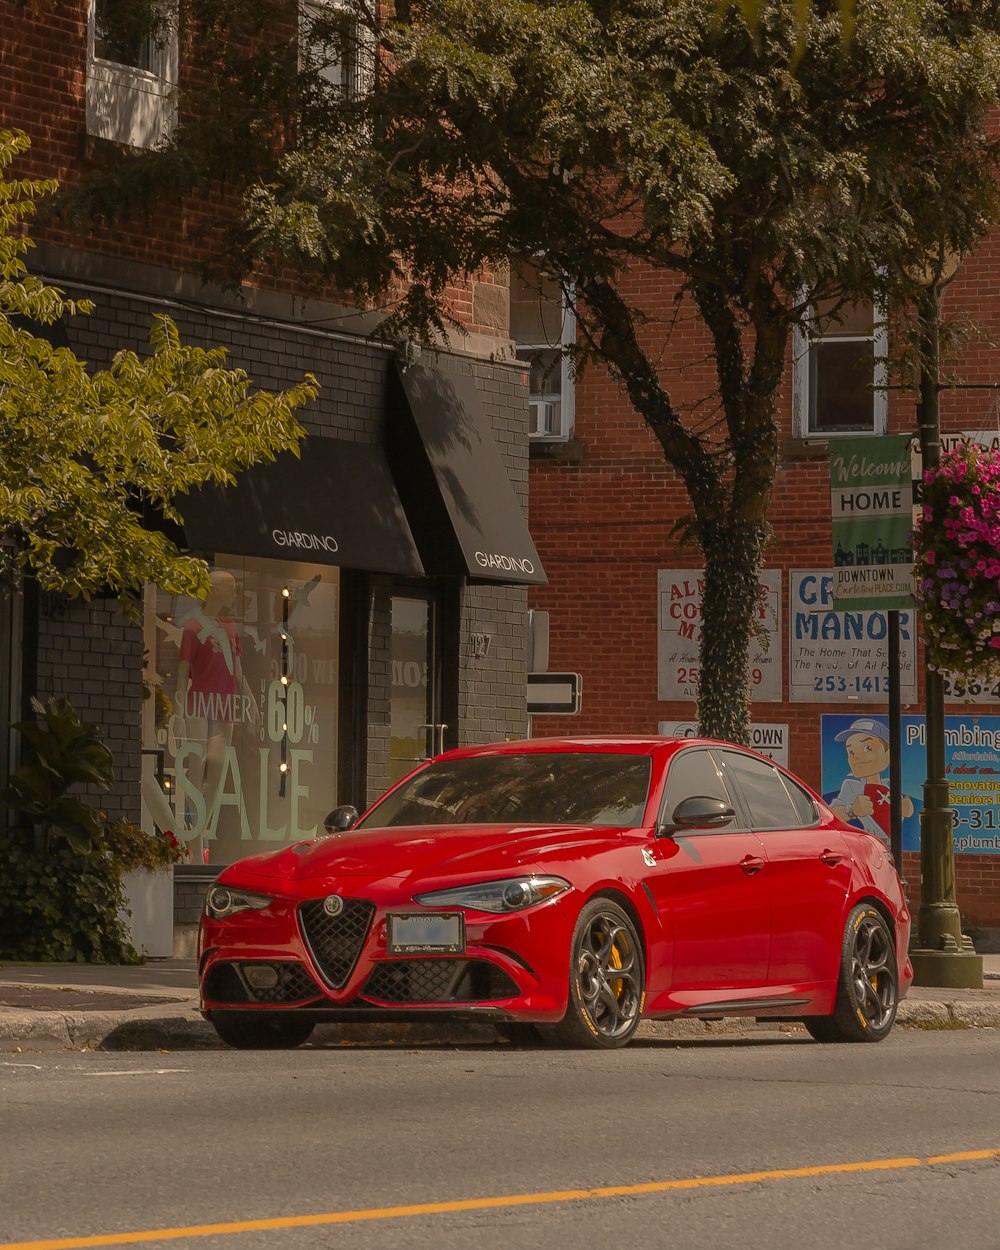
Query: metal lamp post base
910,945,984,990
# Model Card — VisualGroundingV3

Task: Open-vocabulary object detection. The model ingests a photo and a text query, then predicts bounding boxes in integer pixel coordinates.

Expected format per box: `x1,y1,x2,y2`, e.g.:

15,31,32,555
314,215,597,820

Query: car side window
779,773,820,826
720,750,799,831
659,748,741,831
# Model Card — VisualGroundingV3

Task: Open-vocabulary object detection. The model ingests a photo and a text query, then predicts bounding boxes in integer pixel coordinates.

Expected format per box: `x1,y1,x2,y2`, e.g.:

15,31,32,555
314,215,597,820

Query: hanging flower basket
914,441,1000,679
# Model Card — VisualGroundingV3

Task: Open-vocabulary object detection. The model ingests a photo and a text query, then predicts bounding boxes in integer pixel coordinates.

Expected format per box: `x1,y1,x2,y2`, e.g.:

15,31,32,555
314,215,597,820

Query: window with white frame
86,0,177,149
299,1,373,100
510,259,576,441
793,297,887,438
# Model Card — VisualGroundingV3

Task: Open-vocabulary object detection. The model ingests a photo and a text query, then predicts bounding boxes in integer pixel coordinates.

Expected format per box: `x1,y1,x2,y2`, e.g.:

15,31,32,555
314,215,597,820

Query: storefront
17,281,545,950
144,356,546,856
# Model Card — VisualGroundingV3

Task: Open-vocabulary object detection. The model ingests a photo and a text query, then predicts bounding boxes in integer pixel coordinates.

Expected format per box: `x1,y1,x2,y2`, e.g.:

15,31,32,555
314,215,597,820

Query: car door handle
740,855,765,876
820,849,844,866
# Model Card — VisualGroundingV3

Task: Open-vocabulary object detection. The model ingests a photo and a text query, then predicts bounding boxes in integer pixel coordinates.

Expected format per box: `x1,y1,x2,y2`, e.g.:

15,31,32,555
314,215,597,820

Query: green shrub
0,696,143,963
0,826,141,963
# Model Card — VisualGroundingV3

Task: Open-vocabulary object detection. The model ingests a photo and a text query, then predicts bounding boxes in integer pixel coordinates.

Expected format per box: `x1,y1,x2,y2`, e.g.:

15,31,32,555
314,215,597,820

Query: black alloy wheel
804,904,898,1043
548,898,645,1049
208,1011,316,1050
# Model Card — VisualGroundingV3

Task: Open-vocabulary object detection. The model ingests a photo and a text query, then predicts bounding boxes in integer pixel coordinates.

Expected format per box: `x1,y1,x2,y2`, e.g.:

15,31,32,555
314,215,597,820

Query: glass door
389,590,445,784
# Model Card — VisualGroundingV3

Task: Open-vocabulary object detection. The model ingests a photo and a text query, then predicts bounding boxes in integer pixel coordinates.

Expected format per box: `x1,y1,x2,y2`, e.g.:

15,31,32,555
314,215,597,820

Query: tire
548,898,645,1050
208,1011,316,1050
804,904,898,1044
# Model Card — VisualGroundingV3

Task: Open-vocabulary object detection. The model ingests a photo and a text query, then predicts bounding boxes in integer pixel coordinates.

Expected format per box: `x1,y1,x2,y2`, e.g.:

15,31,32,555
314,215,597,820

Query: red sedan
198,736,912,1049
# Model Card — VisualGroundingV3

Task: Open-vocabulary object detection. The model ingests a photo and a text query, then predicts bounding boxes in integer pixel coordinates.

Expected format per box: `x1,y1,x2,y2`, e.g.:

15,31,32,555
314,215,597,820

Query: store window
86,0,178,149
793,297,887,438
510,258,576,441
142,557,340,865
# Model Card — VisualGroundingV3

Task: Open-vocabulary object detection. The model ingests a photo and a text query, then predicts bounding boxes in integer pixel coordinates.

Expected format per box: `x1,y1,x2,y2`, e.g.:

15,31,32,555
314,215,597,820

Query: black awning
180,436,425,576
387,361,547,586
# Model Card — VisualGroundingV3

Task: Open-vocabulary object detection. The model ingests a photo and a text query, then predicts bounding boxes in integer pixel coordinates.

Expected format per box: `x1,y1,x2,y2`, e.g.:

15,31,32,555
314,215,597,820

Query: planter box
120,868,175,958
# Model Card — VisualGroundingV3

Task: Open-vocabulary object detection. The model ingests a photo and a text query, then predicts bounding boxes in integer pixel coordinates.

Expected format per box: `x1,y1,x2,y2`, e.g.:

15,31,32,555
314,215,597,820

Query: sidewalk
1,955,998,1051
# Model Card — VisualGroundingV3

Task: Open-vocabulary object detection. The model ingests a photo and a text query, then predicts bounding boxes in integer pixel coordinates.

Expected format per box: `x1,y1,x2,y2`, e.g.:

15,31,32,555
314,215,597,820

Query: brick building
522,250,1000,944
1,1,543,952
6,1,1000,955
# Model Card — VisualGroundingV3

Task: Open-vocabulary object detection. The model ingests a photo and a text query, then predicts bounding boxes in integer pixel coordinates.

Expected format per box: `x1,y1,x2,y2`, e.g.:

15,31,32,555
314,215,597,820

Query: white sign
789,570,917,704
527,672,582,715
657,569,782,702
658,720,789,767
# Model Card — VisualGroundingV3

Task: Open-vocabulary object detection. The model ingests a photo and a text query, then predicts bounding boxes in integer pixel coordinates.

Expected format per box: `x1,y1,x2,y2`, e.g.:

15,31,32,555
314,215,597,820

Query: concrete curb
1,996,997,1051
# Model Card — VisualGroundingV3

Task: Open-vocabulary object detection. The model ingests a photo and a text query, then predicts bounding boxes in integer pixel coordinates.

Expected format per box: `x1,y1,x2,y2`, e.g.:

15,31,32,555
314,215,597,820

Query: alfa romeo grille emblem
323,895,344,916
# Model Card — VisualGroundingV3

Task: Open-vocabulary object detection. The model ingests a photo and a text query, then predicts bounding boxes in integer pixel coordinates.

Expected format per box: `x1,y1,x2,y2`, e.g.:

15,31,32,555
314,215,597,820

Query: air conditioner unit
528,397,565,440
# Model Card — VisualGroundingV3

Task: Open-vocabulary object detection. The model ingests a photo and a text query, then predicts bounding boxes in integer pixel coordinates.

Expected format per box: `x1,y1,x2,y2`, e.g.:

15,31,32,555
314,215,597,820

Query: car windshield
360,752,653,828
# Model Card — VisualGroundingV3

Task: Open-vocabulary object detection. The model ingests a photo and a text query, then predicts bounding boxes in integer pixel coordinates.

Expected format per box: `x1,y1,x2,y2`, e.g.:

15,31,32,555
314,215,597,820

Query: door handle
740,855,765,876
820,849,844,866
417,723,449,756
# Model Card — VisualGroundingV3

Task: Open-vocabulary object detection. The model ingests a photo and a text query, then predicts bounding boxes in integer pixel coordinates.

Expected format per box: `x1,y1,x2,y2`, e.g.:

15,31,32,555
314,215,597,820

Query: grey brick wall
62,284,393,443
458,581,530,746
35,593,144,825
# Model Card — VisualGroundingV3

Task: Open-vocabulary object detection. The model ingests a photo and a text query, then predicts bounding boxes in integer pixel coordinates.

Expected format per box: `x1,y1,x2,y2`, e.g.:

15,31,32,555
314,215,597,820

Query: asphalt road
1,1029,998,1250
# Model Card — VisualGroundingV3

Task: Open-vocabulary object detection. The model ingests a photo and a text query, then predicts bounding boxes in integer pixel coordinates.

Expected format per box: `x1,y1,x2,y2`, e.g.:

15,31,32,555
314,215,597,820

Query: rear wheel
804,904,898,1044
208,1011,316,1050
548,899,644,1050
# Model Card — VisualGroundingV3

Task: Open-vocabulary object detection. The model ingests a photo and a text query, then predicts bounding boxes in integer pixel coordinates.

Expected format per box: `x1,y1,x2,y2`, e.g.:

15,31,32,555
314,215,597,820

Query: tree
0,129,317,614
63,2,1000,741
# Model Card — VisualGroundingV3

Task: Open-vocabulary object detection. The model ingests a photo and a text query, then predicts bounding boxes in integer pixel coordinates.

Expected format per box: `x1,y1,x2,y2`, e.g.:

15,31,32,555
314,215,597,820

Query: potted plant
105,819,188,959
914,441,1000,680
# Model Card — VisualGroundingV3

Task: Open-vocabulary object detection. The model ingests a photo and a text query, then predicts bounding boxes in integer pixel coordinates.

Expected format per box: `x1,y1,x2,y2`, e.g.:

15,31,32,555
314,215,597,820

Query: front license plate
387,912,465,954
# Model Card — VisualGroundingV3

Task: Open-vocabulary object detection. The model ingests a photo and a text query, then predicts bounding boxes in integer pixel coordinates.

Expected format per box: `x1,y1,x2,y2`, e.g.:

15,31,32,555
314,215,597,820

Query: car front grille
298,898,375,988
362,959,520,1004
203,961,321,1005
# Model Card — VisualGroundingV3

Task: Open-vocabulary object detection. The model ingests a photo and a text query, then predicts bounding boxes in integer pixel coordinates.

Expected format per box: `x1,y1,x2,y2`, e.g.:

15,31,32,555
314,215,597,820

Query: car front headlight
413,876,570,914
204,886,273,919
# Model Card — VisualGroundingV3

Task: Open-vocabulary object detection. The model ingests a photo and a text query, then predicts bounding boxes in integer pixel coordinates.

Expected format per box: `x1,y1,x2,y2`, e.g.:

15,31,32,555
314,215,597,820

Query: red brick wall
1,2,507,333
528,259,1000,933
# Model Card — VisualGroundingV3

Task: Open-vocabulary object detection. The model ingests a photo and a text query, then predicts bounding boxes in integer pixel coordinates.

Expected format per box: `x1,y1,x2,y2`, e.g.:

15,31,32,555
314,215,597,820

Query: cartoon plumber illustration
830,716,914,844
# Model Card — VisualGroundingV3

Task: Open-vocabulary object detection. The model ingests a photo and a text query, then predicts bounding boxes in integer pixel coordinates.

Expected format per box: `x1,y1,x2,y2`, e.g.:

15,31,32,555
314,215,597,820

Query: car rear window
360,752,653,828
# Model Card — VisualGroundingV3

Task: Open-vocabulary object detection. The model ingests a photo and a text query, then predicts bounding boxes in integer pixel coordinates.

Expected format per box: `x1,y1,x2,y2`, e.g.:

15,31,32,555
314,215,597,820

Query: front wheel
804,904,898,1044
208,1011,316,1050
548,898,644,1049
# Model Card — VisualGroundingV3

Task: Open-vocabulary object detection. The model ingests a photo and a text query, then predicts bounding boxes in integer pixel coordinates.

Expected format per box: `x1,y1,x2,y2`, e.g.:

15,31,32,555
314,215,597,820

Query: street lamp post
909,277,984,989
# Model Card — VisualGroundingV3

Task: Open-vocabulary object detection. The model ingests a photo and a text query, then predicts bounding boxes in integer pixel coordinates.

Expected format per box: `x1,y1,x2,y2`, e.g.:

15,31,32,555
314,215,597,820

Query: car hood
226,823,626,887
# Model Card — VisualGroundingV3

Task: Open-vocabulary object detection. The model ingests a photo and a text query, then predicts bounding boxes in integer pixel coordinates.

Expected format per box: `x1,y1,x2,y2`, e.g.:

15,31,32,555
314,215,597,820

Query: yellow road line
4,1148,999,1250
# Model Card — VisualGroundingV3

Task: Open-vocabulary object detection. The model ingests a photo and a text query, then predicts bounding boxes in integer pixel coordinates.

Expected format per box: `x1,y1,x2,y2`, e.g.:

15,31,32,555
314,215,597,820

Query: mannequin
174,569,256,837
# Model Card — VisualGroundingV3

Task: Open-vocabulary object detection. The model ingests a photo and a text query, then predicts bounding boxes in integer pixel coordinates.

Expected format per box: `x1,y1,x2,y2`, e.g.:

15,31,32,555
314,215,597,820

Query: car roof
438,735,710,760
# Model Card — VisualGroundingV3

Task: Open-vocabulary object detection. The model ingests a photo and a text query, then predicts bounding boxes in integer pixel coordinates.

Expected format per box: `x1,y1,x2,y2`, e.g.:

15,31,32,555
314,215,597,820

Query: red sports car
198,736,912,1050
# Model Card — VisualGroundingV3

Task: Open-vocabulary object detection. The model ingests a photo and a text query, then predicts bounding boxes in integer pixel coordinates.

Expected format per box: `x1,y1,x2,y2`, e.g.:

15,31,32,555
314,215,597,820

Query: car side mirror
323,805,359,834
657,795,736,837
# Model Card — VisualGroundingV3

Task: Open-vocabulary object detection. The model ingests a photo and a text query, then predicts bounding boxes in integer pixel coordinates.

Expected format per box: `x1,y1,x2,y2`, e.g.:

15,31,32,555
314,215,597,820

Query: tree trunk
697,518,768,746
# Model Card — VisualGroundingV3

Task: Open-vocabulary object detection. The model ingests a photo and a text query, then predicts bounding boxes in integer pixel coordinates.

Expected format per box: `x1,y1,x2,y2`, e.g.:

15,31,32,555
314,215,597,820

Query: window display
142,557,340,864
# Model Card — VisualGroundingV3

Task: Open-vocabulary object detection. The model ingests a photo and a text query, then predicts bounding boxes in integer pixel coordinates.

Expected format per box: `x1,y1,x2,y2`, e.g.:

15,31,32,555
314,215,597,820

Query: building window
793,298,887,438
86,0,177,150
510,259,576,442
142,556,340,866
299,1,372,100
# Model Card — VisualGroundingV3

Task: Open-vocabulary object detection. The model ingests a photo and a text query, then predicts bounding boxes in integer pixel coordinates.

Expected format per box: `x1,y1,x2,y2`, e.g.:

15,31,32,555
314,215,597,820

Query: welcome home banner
830,435,915,611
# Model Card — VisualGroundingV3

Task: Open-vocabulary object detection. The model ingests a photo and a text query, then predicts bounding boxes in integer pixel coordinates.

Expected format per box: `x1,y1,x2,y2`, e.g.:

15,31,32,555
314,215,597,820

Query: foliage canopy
1,129,317,613
62,1,1000,739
